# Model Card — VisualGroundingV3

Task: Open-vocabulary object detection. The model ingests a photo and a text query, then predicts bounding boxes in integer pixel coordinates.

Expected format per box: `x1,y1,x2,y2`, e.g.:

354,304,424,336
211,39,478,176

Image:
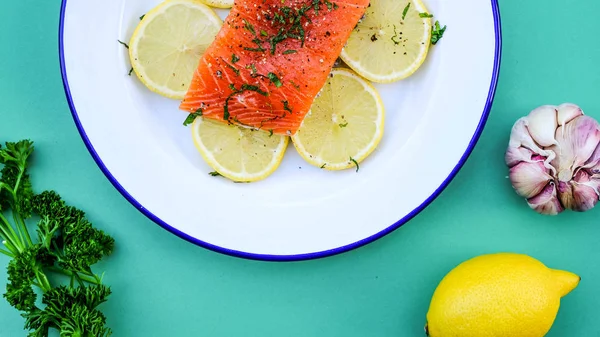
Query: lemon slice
291,68,384,171
191,117,289,182
340,0,432,83
200,0,233,9
129,0,222,99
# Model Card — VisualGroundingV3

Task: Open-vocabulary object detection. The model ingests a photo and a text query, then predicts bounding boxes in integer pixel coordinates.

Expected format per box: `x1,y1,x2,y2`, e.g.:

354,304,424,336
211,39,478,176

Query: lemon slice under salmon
191,116,289,182
291,68,385,171
129,0,222,99
199,0,234,9
340,0,433,83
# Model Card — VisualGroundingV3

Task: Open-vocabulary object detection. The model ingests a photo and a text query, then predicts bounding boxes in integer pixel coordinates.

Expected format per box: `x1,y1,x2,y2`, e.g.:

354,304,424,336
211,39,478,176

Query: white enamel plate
60,0,502,260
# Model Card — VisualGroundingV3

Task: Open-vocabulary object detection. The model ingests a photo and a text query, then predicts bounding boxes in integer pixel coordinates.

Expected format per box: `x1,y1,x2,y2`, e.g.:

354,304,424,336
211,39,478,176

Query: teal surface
1,0,600,336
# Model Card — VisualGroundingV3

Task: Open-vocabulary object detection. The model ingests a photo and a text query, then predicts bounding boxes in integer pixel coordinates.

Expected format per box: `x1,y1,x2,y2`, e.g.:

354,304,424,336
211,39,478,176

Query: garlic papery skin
527,182,563,215
509,160,553,199
557,103,584,128
506,103,600,215
526,105,559,147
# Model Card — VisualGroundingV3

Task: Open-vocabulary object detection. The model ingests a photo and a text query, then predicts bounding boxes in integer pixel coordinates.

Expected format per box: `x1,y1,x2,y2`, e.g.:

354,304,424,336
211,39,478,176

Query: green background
1,0,599,335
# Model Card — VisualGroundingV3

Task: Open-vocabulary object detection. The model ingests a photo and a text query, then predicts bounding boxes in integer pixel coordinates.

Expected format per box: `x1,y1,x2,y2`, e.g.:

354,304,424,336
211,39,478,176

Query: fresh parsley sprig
0,140,115,336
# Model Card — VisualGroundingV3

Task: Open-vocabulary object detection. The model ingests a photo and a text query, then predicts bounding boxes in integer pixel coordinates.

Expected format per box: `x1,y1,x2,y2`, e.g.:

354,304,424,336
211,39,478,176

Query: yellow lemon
340,0,432,83
291,68,384,171
200,0,233,9
190,116,289,182
129,0,222,99
426,253,580,337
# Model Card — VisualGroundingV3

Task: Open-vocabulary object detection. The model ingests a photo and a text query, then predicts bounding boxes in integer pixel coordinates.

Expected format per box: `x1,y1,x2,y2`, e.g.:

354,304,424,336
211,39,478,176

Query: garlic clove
573,169,600,209
578,178,600,195
557,181,575,211
573,168,592,183
505,146,535,168
526,105,558,147
527,182,563,215
509,161,553,198
508,118,545,154
571,181,599,212
589,161,600,175
555,172,600,212
583,142,600,170
557,103,584,127
554,116,600,176
508,118,557,173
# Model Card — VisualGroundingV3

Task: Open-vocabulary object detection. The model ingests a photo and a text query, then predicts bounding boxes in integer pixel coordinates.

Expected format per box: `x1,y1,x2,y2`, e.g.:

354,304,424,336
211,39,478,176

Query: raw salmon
180,0,369,135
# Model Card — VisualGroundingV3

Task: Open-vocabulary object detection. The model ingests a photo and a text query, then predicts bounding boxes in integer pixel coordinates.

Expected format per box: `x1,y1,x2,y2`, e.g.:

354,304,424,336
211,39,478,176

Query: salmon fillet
179,0,369,135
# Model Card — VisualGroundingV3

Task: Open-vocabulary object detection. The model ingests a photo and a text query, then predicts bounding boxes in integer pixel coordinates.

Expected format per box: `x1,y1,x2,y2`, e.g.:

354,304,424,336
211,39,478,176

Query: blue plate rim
58,0,503,262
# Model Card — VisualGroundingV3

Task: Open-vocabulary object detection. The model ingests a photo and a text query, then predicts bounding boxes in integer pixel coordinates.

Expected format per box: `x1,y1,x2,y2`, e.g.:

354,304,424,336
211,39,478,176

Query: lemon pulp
291,68,385,171
340,0,432,83
129,0,222,99
191,117,289,182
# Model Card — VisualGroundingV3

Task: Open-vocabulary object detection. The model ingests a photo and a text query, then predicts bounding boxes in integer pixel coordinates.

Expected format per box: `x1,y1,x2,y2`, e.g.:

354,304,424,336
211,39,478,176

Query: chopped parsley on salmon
180,0,369,135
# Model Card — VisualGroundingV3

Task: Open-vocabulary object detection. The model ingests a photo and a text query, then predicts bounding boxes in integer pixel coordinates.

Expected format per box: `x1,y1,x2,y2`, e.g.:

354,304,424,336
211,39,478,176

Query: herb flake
243,19,256,35
226,63,240,76
224,84,269,119
231,54,240,64
268,72,283,87
339,122,348,128
431,21,446,45
247,63,258,76
350,157,359,172
419,12,433,18
183,109,203,126
242,84,268,96
208,171,222,177
117,40,129,49
282,100,292,113
391,25,401,45
402,2,411,20
244,38,265,52
264,3,313,55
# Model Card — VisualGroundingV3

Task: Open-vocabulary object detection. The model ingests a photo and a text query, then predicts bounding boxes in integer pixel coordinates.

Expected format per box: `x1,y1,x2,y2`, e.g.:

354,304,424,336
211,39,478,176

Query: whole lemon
425,253,580,337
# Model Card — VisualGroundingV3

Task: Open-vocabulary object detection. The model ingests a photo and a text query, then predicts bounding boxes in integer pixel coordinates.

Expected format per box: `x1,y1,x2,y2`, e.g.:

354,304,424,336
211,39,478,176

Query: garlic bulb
506,103,600,215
